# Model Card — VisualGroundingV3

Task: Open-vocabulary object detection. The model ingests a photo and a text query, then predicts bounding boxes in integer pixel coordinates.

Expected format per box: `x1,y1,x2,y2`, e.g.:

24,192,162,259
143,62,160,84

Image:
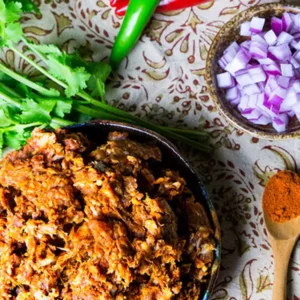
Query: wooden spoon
263,212,300,300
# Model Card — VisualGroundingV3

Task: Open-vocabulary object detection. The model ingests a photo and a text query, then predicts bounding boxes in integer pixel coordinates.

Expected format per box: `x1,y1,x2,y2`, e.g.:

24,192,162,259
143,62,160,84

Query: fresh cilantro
46,53,90,97
0,0,22,46
1,0,22,23
53,99,72,118
20,98,56,123
7,0,40,13
86,62,111,99
0,108,15,126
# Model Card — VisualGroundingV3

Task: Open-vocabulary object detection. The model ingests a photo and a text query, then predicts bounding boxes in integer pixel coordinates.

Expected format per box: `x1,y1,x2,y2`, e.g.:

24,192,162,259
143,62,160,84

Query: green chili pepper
110,0,160,69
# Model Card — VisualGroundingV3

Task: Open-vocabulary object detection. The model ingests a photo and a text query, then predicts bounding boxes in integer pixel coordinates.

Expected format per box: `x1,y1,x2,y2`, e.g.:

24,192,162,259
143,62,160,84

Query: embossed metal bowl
66,120,221,300
206,3,300,140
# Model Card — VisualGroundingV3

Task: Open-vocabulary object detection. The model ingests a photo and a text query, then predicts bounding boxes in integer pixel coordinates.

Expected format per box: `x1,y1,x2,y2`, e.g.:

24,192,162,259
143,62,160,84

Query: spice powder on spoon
262,170,300,223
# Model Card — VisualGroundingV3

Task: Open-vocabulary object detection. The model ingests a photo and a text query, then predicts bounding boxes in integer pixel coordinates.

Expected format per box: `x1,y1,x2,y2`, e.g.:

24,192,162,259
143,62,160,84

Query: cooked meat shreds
0,128,215,299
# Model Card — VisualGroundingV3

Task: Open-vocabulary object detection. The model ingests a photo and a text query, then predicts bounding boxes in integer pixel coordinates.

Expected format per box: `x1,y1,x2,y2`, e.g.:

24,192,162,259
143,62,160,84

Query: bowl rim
66,119,221,300
206,2,300,140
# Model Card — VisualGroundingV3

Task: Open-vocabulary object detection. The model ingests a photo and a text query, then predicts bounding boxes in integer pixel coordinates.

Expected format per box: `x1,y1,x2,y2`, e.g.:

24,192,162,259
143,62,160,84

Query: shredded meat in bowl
0,128,215,299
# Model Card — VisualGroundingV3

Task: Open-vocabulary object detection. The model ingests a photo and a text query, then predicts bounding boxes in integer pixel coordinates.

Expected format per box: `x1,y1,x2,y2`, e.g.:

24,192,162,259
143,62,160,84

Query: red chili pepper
111,0,210,16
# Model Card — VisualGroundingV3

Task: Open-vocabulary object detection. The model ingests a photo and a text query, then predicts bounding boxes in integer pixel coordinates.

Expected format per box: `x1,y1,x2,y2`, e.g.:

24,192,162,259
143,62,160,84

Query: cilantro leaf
0,107,15,126
0,0,23,46
53,99,72,118
9,0,39,13
86,62,111,99
3,126,28,150
1,0,22,23
20,98,56,123
44,53,91,97
2,22,22,46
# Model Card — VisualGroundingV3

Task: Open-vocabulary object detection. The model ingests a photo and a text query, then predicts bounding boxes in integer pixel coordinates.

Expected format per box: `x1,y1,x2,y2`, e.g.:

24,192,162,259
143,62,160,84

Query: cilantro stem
21,37,49,65
4,122,42,131
50,117,74,127
73,103,133,123
0,89,21,108
73,103,211,152
0,63,58,97
0,82,21,98
158,127,209,139
11,43,68,90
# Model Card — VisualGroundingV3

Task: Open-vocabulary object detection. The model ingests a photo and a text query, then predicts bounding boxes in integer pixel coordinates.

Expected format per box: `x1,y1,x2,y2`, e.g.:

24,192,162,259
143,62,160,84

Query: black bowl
66,120,221,300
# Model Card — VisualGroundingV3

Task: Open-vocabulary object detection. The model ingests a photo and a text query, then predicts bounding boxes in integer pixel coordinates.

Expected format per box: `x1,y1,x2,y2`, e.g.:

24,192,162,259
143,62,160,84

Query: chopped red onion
251,115,272,125
237,95,249,111
242,108,262,120
282,12,294,32
268,86,286,106
235,72,253,86
224,41,240,54
216,13,300,132
293,32,300,41
263,64,281,76
293,80,300,92
293,102,300,114
240,40,251,50
291,57,300,68
277,76,290,89
269,44,292,61
225,48,251,75
249,66,267,83
216,72,235,88
230,98,240,107
265,75,277,96
242,84,261,96
280,64,294,77
293,14,300,30
293,50,300,62
218,48,238,69
257,58,276,65
226,86,240,101
271,17,283,36
272,116,288,132
291,40,300,50
264,30,277,46
252,34,269,46
276,31,294,45
280,89,297,111
240,21,251,36
248,94,258,108
250,17,265,34
250,42,267,58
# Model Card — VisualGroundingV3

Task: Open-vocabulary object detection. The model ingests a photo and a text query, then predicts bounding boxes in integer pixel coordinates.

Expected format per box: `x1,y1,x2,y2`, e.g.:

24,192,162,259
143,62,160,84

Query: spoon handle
270,237,297,300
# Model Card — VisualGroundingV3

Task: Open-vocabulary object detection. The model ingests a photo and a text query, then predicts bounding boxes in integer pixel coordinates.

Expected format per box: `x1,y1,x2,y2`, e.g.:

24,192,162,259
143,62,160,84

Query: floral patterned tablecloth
16,0,300,298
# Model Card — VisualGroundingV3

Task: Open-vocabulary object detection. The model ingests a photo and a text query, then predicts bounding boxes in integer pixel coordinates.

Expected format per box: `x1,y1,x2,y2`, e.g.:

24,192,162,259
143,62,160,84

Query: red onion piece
271,17,283,36
264,30,277,46
250,17,265,34
276,31,294,45
282,12,294,32
280,64,294,77
217,72,235,88
240,21,251,36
